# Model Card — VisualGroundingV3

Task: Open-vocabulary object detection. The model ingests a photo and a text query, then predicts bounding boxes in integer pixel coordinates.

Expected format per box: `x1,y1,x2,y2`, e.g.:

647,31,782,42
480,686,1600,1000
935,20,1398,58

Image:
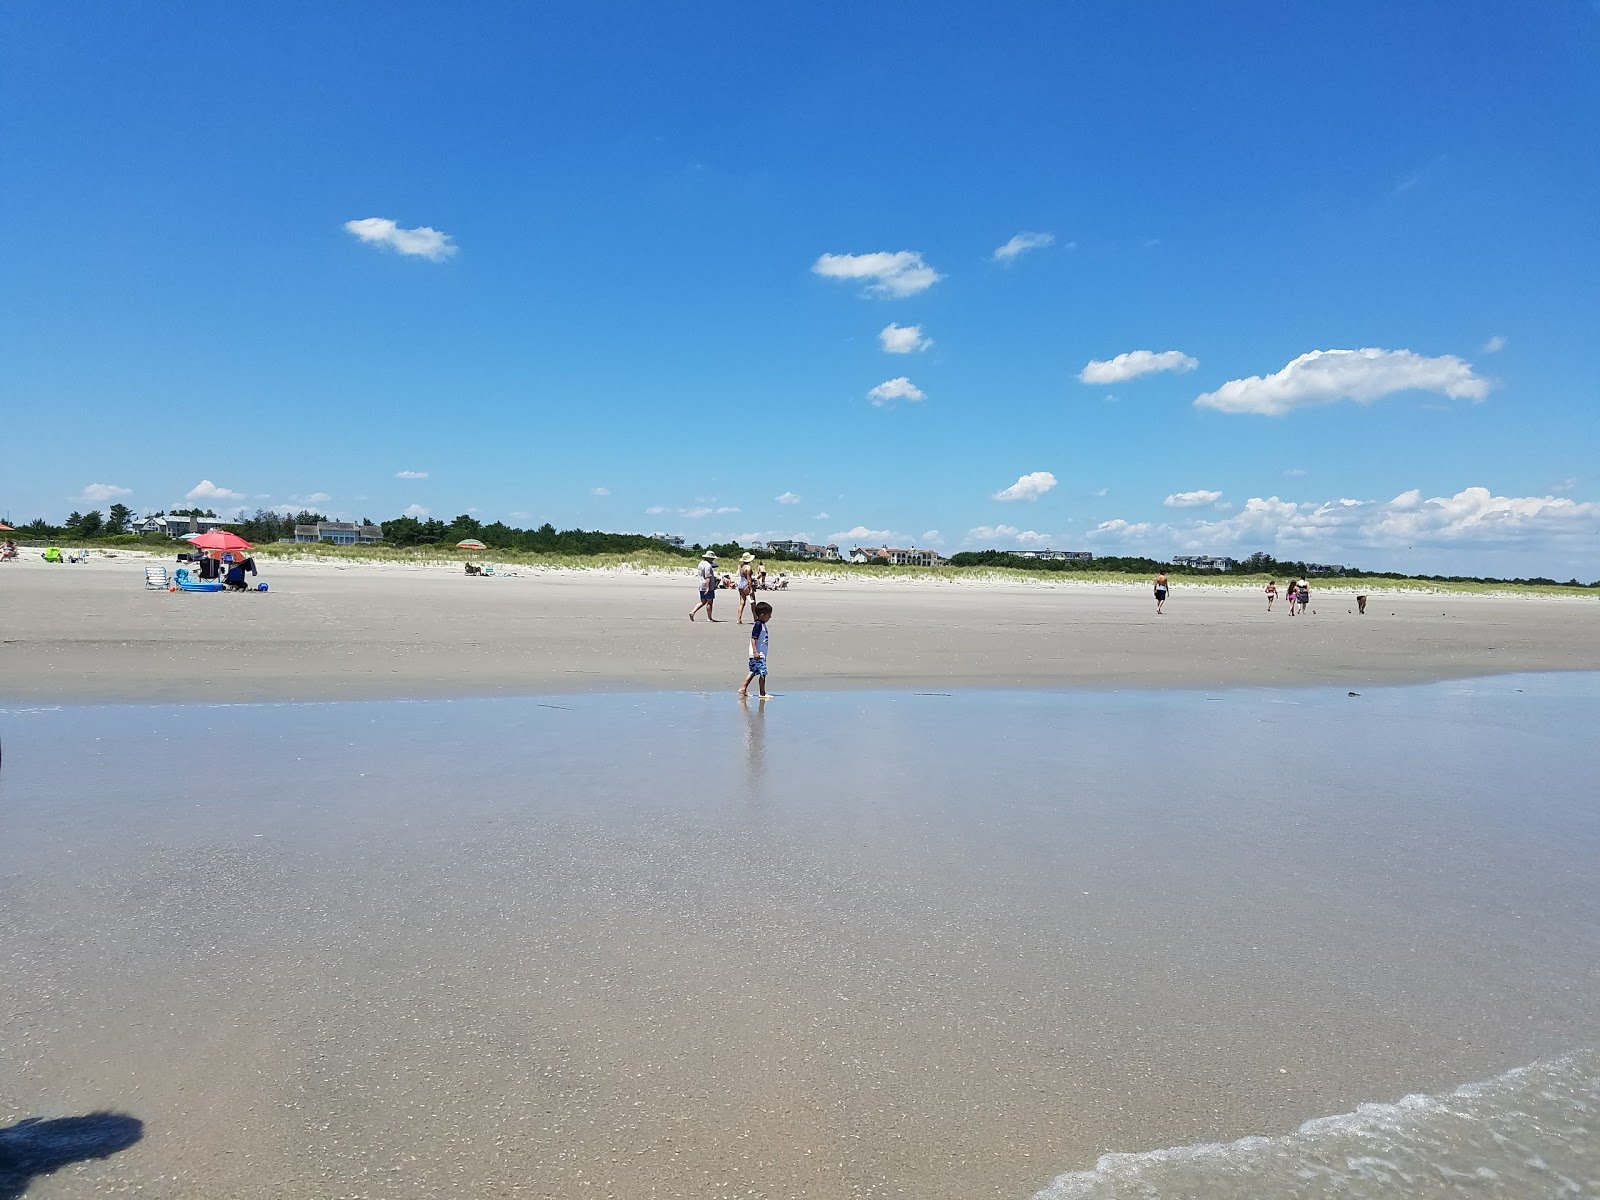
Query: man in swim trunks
1153,572,1169,615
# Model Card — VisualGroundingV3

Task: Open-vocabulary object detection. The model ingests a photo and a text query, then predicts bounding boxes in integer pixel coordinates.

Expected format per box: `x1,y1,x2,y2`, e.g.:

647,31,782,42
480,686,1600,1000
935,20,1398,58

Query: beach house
294,521,384,545
1172,555,1238,571
135,514,242,538
850,545,945,566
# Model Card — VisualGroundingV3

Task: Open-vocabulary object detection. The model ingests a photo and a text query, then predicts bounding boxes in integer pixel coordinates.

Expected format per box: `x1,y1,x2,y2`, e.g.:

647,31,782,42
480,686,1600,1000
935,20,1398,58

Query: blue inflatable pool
174,567,224,593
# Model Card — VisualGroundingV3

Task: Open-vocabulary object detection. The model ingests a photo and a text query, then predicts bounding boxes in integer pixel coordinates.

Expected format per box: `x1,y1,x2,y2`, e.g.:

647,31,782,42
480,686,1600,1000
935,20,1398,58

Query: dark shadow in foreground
0,1113,144,1199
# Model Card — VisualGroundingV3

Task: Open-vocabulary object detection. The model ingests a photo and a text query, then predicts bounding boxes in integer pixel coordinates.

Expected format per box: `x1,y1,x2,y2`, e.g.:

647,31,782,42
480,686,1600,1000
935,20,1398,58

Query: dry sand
2,553,1598,703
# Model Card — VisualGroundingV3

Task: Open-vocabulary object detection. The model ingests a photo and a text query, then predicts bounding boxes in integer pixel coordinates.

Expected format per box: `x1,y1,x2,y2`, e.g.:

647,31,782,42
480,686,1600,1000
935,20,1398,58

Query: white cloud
187,479,244,504
1194,348,1491,416
1284,467,1307,477
1078,350,1198,384
1093,487,1109,497
1088,519,1157,539
402,504,430,518
591,487,611,496
681,506,740,519
812,250,941,298
920,530,944,546
879,323,932,354
993,471,1058,503
965,524,1054,548
396,470,429,479
813,512,830,521
78,483,132,504
1549,477,1578,495
645,506,667,515
1123,487,1600,561
298,492,332,504
1164,489,1223,508
775,491,801,505
830,524,906,546
868,377,926,406
344,218,457,262
1482,335,1507,354
992,231,1055,263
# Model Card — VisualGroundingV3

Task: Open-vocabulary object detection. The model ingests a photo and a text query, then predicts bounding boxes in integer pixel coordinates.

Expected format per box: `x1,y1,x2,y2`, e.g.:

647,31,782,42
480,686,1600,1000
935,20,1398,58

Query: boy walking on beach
739,601,773,698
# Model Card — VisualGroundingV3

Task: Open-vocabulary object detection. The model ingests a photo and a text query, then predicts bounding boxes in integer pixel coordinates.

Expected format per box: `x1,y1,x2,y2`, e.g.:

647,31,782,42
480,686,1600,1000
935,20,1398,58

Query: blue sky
4,1,1598,576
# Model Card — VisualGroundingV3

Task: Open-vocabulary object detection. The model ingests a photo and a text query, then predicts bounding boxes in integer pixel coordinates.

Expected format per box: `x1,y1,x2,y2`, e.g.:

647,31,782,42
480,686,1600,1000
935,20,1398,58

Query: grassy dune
14,535,1597,598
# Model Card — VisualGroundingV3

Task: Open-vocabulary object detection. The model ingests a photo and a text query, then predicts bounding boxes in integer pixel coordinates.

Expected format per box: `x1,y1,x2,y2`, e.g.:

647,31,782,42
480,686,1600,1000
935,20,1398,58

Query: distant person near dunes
1265,580,1277,612
1153,571,1169,615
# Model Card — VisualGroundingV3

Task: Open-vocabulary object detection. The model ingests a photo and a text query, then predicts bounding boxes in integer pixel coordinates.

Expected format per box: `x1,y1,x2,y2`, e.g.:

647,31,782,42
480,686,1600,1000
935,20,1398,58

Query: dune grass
13,535,1596,598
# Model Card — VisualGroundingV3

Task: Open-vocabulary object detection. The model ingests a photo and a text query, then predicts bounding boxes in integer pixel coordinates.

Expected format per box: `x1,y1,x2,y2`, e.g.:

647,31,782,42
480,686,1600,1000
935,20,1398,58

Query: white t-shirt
698,560,716,588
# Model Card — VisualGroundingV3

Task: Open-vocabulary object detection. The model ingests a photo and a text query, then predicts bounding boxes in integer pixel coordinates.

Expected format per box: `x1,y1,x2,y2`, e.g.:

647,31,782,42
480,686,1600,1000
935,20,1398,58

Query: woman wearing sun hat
690,550,720,621
736,552,757,623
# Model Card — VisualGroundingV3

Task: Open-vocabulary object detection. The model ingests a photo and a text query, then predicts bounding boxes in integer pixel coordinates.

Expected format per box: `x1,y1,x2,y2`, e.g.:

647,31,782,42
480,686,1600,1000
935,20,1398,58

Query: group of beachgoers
689,550,780,698
688,550,785,624
1155,574,1368,616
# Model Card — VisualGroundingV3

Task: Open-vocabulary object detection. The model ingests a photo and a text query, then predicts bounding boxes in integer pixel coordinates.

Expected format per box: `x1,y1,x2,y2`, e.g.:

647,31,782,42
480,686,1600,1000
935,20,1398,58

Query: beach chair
145,565,170,590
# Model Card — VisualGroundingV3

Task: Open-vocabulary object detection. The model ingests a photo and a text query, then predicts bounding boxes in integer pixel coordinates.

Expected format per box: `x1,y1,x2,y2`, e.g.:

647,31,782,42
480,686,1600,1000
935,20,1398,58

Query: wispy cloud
298,492,332,504
1482,335,1507,354
993,471,1058,502
1195,348,1491,416
1079,350,1197,384
681,506,739,519
1164,489,1223,508
868,377,926,406
1284,467,1307,477
344,218,457,262
645,506,668,515
992,231,1056,263
920,530,944,546
879,323,932,353
187,479,244,504
591,487,611,496
812,251,941,298
396,470,429,479
78,483,132,504
1088,518,1156,539
775,491,801,505
966,524,1053,548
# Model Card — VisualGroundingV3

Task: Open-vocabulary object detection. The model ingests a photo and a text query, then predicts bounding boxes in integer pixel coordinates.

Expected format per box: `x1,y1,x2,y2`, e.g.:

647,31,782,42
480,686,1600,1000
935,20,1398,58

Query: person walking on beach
1153,571,1169,615
1297,578,1311,615
738,601,773,699
736,552,755,623
690,551,720,621
1265,580,1278,612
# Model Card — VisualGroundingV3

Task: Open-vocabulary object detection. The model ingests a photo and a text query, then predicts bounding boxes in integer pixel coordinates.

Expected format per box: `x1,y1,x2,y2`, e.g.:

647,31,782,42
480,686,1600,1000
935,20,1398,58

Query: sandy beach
2,552,1597,704
4,554,1599,1198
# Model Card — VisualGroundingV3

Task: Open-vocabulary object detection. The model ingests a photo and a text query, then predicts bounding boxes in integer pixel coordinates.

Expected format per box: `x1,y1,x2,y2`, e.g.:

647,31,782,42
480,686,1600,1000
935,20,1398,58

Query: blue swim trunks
747,656,768,677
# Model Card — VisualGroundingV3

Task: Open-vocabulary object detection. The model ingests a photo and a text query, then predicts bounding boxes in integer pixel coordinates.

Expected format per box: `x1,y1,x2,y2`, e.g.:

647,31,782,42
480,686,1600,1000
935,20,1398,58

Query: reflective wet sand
3,677,1598,1197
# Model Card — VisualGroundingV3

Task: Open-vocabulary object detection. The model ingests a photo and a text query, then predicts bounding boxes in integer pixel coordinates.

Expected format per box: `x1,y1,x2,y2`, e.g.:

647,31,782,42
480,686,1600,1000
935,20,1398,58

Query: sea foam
1036,1050,1599,1199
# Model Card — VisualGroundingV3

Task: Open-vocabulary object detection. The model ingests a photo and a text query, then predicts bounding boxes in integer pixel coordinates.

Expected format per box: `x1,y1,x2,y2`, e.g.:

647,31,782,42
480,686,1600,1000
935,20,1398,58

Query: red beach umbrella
187,530,254,552
456,539,487,549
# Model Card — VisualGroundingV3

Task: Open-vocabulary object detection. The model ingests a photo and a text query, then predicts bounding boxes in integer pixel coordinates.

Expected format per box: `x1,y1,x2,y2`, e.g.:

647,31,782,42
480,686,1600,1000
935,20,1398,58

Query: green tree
106,503,134,534
75,510,104,537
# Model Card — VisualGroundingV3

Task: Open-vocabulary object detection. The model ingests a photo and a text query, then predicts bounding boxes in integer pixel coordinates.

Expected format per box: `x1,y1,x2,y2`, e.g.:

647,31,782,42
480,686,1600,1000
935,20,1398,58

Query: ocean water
2,674,1597,1198
1039,1049,1600,1198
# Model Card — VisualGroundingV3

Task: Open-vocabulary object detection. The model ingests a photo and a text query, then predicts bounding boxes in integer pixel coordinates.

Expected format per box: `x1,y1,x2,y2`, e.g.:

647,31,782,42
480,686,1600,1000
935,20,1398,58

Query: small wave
1036,1050,1599,1199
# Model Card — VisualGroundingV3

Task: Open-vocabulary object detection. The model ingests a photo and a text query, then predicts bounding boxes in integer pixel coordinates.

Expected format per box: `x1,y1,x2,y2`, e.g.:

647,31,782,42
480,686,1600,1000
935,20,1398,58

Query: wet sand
2,556,1597,703
3,678,1598,1198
